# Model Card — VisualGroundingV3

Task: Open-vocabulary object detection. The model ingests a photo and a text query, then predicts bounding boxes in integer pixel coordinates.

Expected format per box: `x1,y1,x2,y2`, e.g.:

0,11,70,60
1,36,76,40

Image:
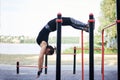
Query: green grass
63,47,117,54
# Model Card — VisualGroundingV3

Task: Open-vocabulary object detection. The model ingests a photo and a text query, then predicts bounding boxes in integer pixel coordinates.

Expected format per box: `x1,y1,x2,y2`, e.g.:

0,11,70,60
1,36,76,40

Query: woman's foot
36,69,42,78
83,24,89,32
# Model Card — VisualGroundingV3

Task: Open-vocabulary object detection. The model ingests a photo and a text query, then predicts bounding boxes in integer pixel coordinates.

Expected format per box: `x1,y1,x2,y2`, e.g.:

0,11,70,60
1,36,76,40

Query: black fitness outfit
36,17,87,45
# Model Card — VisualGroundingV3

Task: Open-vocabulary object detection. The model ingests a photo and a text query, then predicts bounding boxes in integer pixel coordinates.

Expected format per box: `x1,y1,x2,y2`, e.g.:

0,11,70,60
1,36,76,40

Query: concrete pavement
0,64,117,80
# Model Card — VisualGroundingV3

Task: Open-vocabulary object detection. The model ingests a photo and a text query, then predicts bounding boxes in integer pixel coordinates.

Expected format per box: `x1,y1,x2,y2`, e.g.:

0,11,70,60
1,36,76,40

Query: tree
99,0,117,48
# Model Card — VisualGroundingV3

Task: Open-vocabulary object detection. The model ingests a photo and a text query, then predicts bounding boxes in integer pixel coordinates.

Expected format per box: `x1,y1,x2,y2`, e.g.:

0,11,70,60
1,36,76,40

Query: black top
36,27,50,45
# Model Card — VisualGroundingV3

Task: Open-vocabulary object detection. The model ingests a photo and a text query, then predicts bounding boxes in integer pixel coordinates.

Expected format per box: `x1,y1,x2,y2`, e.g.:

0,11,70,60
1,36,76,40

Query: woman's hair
46,45,54,55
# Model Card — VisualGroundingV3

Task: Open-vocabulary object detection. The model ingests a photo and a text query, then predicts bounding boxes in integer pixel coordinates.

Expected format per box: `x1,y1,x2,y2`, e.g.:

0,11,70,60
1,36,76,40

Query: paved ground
0,64,117,80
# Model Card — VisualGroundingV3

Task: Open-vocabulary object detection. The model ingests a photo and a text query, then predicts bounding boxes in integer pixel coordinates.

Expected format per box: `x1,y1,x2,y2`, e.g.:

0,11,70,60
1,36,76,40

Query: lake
0,43,80,54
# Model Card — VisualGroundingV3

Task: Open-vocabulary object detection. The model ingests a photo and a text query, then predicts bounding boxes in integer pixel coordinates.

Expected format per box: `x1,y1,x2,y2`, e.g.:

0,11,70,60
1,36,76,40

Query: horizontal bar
102,22,116,30
17,65,47,68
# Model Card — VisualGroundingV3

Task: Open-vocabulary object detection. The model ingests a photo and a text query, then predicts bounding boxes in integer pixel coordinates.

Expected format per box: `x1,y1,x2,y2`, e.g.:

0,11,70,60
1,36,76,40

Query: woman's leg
62,17,89,31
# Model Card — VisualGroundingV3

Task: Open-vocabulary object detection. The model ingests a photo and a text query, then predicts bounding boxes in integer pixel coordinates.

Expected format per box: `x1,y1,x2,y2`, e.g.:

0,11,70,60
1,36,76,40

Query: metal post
116,0,120,80
81,30,84,80
45,54,47,74
101,30,105,80
89,13,95,80
56,13,62,80
73,46,76,74
16,61,19,74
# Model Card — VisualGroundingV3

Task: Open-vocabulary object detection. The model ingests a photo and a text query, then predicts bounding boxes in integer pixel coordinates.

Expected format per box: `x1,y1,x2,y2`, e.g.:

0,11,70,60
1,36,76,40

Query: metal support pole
116,0,120,80
16,61,19,74
89,13,95,80
73,46,76,74
45,54,47,74
101,30,105,80
56,13,62,80
81,30,84,80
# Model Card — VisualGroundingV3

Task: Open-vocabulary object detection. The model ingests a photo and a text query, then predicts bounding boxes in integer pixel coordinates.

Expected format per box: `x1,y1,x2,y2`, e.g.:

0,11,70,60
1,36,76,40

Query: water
0,43,80,54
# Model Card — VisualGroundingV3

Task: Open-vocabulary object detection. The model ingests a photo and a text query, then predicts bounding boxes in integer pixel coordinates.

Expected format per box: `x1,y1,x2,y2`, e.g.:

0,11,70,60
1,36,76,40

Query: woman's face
45,48,51,55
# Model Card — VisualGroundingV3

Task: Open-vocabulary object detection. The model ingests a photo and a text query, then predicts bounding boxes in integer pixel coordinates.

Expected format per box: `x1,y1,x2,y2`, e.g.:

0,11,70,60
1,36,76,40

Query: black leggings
47,17,86,31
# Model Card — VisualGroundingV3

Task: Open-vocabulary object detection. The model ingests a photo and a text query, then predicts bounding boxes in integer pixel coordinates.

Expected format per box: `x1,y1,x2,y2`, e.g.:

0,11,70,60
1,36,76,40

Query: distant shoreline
0,43,80,54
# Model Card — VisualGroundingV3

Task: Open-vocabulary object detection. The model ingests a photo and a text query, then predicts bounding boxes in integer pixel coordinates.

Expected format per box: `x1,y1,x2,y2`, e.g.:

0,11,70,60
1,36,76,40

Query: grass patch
63,47,117,54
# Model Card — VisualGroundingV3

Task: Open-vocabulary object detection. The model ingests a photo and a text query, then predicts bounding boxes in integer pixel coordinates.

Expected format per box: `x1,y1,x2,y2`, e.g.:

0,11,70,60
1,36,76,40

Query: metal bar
89,13,95,80
45,54,48,74
16,61,19,74
81,30,84,80
116,0,120,80
101,30,105,80
56,13,62,80
73,46,76,74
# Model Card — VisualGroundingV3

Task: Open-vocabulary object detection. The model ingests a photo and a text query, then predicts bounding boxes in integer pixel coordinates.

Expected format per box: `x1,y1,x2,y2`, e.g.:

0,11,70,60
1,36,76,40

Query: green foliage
0,35,79,44
0,35,35,43
99,0,116,33
98,0,117,48
63,47,117,54
62,37,79,44
100,0,116,22
49,37,79,44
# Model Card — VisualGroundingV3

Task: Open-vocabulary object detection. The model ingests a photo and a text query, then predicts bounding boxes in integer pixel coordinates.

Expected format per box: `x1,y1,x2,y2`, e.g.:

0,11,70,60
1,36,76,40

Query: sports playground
0,0,120,80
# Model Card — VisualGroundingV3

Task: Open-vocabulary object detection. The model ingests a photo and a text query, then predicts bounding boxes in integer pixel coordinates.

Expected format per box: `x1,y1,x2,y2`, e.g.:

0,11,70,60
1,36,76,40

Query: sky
0,0,102,37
